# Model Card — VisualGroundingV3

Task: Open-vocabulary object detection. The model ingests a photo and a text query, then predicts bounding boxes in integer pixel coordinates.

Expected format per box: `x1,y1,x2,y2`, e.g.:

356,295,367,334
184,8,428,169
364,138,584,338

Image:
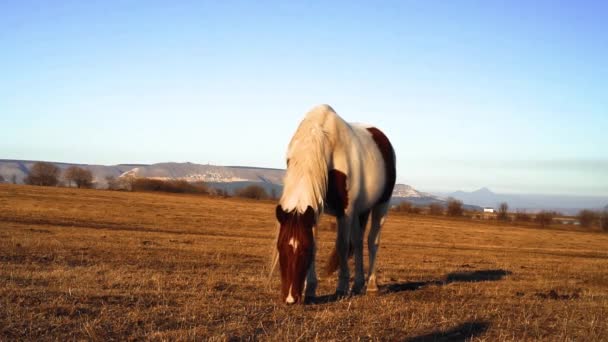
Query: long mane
268,105,336,285
279,106,334,215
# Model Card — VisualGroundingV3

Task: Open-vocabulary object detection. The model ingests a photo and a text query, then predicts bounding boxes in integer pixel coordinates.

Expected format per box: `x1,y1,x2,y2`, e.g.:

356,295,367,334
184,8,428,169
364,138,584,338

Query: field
1,184,607,341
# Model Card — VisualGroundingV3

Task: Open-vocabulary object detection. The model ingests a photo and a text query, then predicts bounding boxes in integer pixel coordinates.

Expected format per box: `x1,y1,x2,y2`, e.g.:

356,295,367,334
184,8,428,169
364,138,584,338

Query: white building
483,207,495,213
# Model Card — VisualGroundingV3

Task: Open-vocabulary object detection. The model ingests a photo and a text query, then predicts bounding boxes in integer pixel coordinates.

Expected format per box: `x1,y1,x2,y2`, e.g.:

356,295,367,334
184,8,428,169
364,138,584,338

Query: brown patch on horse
327,169,348,217
275,205,315,304
324,210,370,276
367,127,396,204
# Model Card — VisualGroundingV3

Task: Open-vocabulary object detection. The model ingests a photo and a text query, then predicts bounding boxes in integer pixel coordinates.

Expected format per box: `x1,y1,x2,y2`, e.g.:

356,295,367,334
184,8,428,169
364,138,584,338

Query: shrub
105,176,120,190
235,185,269,200
515,211,531,222
535,211,554,227
497,202,509,221
64,166,94,188
577,210,598,228
428,202,444,216
24,162,60,186
601,211,608,232
446,198,463,217
393,201,422,214
214,188,231,198
131,178,208,194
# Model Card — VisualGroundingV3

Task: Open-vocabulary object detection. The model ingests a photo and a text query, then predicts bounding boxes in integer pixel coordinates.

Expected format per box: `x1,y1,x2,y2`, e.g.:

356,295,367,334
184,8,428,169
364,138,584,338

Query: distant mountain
391,184,481,211
0,160,433,203
118,162,284,184
0,159,283,189
447,187,608,215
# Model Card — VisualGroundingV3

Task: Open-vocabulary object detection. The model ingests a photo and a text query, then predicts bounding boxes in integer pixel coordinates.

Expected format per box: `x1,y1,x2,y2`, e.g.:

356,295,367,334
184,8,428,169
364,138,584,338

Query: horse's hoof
351,285,365,296
335,290,348,299
303,296,316,305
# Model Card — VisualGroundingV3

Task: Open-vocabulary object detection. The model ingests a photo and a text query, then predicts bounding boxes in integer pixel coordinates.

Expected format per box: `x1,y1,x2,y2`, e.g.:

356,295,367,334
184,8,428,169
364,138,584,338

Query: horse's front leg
335,215,352,297
304,226,317,303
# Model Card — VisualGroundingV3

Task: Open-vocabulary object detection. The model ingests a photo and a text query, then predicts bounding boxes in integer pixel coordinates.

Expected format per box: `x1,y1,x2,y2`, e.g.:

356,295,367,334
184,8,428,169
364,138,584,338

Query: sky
1,1,607,195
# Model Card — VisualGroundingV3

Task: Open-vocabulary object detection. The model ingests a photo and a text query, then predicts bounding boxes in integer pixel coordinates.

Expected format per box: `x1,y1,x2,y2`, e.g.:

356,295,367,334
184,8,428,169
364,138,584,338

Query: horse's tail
266,223,280,289
325,212,370,275
325,243,353,276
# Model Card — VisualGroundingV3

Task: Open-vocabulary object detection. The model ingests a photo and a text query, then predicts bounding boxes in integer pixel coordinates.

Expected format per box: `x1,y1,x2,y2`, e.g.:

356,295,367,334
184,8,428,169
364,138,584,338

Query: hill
0,159,446,206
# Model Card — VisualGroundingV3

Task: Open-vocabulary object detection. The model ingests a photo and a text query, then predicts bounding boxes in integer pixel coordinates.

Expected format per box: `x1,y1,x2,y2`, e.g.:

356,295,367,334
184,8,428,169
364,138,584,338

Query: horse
270,104,396,304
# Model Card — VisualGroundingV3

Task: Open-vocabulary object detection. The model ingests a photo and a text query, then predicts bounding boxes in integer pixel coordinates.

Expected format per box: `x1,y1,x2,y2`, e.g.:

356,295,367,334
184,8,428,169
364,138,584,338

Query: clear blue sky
1,1,607,195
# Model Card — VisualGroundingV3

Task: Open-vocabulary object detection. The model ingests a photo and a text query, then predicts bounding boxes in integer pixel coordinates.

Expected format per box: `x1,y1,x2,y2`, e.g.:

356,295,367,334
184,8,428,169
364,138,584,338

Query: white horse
271,104,396,304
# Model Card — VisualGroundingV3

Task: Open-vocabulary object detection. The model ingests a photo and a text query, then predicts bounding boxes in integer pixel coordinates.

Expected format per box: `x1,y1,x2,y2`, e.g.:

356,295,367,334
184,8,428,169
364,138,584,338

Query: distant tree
10,174,17,184
131,178,207,194
105,175,120,190
0,175,4,183
428,202,444,216
497,202,509,221
515,210,531,222
394,201,412,213
601,210,608,232
235,185,268,200
271,188,278,200
577,210,598,228
213,187,231,197
64,166,94,188
24,162,60,186
535,211,554,227
446,198,463,217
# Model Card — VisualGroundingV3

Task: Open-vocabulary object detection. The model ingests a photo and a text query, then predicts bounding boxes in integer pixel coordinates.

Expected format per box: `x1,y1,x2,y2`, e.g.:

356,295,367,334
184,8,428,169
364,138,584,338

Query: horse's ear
276,204,287,224
303,205,316,227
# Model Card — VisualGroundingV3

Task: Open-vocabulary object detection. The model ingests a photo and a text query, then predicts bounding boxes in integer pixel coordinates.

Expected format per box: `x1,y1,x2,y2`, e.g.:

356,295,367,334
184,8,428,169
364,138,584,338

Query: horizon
2,1,607,196
3,157,608,200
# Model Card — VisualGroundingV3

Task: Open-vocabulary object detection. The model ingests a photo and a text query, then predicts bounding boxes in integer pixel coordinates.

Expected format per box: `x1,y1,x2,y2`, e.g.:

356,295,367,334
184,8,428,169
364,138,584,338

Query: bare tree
10,174,17,184
271,188,278,200
446,197,463,217
235,185,268,200
428,202,444,216
394,201,412,213
577,210,598,228
64,166,94,188
601,210,608,232
105,175,120,190
515,210,531,222
24,162,60,186
497,202,509,221
0,175,4,183
535,211,554,227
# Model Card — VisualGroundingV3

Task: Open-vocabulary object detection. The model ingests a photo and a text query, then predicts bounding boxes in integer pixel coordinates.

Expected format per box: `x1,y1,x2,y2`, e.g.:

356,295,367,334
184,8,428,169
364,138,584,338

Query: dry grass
1,184,607,341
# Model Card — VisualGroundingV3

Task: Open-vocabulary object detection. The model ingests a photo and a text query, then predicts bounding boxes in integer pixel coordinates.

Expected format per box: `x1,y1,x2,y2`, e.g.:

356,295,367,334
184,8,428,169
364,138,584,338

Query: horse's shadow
308,269,511,304
404,320,490,342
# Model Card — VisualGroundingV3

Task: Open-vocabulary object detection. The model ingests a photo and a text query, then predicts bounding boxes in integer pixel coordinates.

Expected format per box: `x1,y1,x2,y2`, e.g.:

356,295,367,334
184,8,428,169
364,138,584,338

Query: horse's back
345,124,396,209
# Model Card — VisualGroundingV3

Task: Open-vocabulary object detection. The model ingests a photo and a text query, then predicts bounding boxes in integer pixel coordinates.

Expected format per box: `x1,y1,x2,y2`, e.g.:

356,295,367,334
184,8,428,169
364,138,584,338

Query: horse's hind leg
367,203,389,292
351,210,370,294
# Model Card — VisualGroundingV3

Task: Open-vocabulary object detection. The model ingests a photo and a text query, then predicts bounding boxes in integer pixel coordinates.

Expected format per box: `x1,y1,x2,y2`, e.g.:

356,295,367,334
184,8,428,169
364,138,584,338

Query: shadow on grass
307,269,511,304
405,321,490,342
382,269,512,294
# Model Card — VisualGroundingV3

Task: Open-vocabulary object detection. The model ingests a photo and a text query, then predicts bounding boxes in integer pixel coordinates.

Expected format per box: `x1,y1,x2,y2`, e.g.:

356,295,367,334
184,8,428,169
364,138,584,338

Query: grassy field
1,184,607,341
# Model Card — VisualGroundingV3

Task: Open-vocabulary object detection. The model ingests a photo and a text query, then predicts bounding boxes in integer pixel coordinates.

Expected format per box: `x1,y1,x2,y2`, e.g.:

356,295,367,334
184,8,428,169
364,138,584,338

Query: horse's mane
279,105,334,215
268,105,335,285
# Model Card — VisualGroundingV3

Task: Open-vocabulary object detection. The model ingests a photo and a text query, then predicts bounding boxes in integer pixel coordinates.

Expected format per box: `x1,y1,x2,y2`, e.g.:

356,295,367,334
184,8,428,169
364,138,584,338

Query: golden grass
1,184,607,340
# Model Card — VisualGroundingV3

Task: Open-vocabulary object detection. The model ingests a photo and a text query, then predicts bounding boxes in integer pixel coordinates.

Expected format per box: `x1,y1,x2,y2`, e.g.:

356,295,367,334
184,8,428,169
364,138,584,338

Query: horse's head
275,204,315,304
